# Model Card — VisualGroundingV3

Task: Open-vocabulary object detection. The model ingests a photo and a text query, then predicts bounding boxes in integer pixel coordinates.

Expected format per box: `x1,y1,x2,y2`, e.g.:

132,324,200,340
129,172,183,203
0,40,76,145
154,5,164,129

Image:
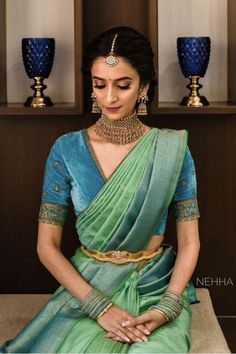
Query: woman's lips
105,106,121,113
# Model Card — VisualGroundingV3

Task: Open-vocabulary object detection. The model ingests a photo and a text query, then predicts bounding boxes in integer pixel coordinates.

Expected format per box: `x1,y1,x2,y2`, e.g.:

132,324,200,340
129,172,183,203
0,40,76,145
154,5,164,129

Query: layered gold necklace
94,111,146,145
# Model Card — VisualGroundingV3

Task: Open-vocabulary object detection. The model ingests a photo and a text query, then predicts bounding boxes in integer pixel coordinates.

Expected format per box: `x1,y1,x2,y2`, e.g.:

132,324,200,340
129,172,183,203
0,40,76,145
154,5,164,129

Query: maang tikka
105,34,119,67
91,34,119,113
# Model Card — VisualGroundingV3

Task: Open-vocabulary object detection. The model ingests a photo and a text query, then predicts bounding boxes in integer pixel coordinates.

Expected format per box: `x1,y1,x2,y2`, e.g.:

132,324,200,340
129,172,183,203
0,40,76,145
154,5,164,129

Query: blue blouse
39,129,200,235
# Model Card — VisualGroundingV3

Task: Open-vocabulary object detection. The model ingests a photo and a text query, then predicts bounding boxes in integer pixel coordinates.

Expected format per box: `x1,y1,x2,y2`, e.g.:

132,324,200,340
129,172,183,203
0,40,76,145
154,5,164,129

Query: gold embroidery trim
83,129,107,182
38,202,67,226
173,198,200,221
80,245,163,264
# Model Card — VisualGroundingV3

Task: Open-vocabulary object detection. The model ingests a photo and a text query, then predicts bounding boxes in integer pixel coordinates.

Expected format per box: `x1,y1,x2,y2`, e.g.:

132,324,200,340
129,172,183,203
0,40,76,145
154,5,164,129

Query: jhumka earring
137,91,149,116
91,93,101,113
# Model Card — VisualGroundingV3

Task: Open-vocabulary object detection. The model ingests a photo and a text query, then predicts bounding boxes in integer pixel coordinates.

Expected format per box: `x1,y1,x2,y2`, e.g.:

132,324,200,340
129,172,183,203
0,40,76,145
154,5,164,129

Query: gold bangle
97,302,113,320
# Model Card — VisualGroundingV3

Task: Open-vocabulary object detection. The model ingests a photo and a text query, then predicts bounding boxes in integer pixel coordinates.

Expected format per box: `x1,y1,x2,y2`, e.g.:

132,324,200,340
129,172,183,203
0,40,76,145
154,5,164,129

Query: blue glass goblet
177,37,211,106
22,38,55,107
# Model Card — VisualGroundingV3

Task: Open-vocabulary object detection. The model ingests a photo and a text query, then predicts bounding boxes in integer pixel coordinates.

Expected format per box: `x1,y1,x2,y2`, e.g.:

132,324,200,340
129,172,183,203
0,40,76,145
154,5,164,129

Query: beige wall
6,0,228,104
6,0,74,103
158,0,228,102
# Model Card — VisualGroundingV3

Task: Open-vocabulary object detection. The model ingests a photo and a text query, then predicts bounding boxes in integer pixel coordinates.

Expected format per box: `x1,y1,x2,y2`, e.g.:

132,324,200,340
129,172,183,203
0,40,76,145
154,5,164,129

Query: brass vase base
24,96,54,108
180,75,209,107
24,76,54,108
180,95,209,107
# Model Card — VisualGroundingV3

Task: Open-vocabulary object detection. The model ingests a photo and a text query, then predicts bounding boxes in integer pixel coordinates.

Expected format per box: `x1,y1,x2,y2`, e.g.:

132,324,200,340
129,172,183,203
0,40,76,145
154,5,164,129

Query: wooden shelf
1,102,236,116
155,102,236,115
2,1,236,115
0,103,81,116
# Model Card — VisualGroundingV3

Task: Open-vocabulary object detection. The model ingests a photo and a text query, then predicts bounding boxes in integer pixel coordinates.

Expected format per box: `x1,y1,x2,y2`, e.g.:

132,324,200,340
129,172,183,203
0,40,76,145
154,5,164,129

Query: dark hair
82,26,157,102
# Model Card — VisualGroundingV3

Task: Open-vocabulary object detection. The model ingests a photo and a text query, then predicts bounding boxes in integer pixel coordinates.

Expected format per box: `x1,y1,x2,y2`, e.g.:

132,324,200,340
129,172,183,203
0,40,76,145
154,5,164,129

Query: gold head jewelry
94,111,146,144
105,34,119,67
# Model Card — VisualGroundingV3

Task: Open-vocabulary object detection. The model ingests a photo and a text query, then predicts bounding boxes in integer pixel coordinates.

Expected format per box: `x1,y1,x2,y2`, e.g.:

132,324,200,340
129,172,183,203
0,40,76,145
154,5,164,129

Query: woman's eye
93,85,105,89
117,85,130,90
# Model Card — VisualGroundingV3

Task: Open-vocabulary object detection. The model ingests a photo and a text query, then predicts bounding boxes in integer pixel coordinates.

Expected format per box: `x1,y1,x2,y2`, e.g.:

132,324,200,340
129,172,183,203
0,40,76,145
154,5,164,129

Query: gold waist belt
80,245,163,264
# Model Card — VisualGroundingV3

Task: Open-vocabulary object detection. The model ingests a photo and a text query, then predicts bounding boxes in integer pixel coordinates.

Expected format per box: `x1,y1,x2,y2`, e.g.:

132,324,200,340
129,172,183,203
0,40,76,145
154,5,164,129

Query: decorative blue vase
22,38,55,107
177,37,211,106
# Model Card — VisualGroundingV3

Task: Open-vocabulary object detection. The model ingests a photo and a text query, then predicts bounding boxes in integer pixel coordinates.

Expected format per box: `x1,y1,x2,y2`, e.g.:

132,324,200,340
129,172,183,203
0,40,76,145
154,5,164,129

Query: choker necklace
95,111,146,145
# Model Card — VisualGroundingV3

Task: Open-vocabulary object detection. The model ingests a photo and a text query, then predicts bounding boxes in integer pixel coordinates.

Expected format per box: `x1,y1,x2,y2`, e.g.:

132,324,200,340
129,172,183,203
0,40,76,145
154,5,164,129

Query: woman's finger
98,305,150,342
115,328,132,343
122,312,151,327
105,331,126,343
136,324,151,336
104,331,114,338
126,326,148,342
115,323,149,343
112,336,126,342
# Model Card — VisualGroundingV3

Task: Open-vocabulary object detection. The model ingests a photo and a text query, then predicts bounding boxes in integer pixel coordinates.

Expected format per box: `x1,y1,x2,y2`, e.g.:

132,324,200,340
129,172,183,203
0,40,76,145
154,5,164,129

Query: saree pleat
0,128,195,354
55,254,192,353
110,129,188,251
76,129,157,250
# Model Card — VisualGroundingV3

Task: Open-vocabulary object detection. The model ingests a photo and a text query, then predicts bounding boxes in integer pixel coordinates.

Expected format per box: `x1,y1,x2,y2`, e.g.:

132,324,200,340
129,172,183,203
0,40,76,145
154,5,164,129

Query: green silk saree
0,127,197,353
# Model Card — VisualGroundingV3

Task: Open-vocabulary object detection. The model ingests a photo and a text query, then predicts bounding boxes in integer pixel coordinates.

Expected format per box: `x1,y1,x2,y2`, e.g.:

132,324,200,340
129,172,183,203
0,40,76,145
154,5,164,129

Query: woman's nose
106,86,117,104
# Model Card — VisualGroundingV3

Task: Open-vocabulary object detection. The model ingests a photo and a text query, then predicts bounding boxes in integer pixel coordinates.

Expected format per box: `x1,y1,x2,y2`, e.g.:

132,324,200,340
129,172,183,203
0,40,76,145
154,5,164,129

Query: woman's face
91,56,148,120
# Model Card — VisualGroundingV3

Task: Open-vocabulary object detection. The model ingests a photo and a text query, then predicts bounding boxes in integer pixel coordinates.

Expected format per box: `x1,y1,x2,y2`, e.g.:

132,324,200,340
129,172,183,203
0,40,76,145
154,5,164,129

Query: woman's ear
139,83,149,95
137,83,149,116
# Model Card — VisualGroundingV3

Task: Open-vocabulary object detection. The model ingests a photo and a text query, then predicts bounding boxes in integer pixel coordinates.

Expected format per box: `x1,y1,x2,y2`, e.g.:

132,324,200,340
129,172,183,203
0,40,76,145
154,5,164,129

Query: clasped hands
97,304,166,343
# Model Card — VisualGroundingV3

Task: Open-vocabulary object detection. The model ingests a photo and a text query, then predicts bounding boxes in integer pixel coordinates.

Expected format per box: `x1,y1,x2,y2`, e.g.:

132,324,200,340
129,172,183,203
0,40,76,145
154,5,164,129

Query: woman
0,26,200,353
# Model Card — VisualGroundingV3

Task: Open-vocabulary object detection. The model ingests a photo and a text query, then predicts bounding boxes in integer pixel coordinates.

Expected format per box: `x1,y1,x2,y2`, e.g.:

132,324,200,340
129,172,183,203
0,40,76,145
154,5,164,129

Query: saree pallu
0,128,197,353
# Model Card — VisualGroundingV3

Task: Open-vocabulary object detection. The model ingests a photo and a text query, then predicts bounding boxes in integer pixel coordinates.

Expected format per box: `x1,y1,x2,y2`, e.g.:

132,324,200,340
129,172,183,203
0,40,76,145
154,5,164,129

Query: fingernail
122,320,130,327
143,337,148,342
136,338,143,342
144,329,150,335
125,337,130,342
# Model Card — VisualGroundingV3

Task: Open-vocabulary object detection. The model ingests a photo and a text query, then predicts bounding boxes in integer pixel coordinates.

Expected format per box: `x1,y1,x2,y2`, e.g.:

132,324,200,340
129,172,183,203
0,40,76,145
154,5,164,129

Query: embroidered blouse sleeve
171,146,200,221
38,138,71,226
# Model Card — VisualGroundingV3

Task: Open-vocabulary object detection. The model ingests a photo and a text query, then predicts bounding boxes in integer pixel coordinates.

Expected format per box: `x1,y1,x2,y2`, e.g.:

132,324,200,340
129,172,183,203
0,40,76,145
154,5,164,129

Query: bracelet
80,288,113,320
149,307,169,322
149,289,184,322
97,302,113,320
165,289,184,303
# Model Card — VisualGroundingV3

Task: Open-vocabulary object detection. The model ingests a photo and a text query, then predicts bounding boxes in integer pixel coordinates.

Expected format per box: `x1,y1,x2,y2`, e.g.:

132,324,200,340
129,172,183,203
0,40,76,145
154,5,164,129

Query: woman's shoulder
51,129,86,150
154,127,188,144
159,127,188,135
55,129,85,144
49,129,86,158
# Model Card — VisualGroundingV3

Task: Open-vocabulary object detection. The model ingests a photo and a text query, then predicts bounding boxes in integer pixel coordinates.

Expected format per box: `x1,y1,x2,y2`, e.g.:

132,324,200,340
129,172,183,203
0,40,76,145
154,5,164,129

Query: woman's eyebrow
92,76,133,81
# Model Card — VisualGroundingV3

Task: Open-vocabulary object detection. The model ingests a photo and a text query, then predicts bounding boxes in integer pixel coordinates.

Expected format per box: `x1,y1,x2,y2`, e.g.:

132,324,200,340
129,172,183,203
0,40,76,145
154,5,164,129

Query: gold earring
137,91,149,116
91,93,101,113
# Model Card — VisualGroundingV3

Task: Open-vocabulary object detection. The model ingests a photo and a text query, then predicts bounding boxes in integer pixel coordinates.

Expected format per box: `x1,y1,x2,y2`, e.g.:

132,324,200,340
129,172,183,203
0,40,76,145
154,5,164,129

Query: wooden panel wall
84,0,150,43
0,0,6,103
228,0,236,103
0,113,235,316
82,0,158,111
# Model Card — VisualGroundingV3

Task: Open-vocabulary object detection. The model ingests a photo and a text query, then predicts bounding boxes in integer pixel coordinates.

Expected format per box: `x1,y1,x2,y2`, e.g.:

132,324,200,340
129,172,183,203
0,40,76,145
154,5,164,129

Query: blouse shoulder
51,130,85,160
54,129,84,148
38,131,84,226
171,145,200,221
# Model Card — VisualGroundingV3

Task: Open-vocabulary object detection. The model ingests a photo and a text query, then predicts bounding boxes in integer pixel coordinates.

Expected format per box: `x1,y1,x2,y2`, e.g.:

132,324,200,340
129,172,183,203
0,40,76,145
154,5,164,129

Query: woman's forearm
167,219,200,294
167,240,200,293
37,223,93,301
38,245,93,301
